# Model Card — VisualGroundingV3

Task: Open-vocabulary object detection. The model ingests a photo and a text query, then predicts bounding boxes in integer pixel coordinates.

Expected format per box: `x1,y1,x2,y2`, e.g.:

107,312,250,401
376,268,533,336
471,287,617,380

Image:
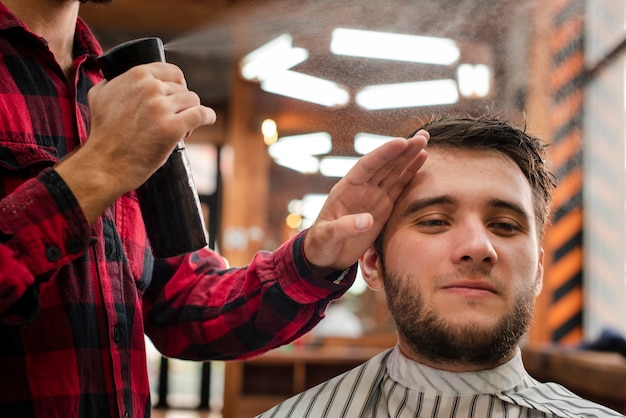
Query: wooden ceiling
79,0,528,115
79,0,533,243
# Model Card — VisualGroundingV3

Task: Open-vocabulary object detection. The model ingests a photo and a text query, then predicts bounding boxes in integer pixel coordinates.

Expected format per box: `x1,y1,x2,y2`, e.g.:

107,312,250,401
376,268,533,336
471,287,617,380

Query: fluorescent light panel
356,79,459,110
241,34,309,81
261,70,350,107
319,156,359,177
268,132,332,159
274,155,320,174
354,132,395,154
457,64,491,97
300,194,328,220
330,28,460,65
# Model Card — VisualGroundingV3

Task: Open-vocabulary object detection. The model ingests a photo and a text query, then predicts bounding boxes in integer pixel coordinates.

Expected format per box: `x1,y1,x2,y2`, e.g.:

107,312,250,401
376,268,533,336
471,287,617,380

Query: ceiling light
268,132,332,160
274,155,320,174
261,70,350,107
354,132,395,154
240,34,309,82
319,156,359,177
261,119,278,145
330,28,460,65
355,79,459,110
301,194,328,220
457,64,491,98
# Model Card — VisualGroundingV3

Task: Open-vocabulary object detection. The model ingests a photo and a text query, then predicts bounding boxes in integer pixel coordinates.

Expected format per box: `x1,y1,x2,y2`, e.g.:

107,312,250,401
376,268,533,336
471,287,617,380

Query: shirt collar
387,345,529,395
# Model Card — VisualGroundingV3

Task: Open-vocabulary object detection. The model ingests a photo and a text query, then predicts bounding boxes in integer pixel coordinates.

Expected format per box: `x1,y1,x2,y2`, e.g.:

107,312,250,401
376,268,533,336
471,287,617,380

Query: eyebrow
487,198,531,222
401,195,531,222
402,195,455,217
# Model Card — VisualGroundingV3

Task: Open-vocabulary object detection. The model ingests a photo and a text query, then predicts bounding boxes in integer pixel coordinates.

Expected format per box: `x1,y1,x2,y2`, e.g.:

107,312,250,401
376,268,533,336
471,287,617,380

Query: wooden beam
79,0,229,32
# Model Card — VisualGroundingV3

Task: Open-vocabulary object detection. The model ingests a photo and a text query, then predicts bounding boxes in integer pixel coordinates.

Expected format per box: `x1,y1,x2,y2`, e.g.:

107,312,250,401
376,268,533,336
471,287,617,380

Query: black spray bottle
97,37,208,258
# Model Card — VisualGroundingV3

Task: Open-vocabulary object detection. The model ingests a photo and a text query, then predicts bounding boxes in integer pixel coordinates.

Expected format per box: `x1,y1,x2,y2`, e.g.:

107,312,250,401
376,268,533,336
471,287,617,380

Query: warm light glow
354,132,395,155
457,64,491,98
330,28,460,65
262,119,278,145
319,156,359,177
240,34,309,82
261,70,350,107
268,132,332,160
285,213,302,229
288,194,329,230
355,79,459,110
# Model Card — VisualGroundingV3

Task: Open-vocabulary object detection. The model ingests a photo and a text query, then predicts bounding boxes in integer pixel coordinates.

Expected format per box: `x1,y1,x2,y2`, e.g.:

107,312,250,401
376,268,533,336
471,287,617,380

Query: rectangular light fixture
240,34,309,82
261,70,350,107
330,28,460,65
457,64,491,98
274,155,320,174
354,132,395,155
319,156,359,177
355,79,459,110
268,132,333,159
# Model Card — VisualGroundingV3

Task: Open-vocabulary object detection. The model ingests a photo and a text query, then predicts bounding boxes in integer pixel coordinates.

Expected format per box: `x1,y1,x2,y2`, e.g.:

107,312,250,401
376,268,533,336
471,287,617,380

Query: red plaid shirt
0,4,355,417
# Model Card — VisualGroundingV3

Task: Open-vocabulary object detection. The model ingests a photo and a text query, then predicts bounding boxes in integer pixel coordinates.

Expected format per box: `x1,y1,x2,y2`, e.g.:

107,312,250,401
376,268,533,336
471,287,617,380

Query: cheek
382,238,439,287
507,257,541,296
386,231,449,265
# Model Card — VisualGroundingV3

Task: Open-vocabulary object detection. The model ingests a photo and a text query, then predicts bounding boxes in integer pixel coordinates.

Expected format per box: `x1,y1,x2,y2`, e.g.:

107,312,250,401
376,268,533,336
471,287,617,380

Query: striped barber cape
257,346,624,418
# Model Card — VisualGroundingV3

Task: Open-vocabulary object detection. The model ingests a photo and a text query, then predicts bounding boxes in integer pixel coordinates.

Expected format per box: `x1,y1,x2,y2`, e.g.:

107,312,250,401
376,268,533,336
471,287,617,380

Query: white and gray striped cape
257,346,624,418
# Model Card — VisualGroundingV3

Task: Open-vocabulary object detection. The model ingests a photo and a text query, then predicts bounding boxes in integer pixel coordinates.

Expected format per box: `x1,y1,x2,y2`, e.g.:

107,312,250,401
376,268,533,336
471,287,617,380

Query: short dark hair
407,116,556,238
374,116,556,256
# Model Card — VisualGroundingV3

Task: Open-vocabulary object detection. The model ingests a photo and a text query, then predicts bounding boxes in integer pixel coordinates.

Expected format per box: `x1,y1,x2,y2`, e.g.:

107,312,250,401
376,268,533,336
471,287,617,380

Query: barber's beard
381,263,536,368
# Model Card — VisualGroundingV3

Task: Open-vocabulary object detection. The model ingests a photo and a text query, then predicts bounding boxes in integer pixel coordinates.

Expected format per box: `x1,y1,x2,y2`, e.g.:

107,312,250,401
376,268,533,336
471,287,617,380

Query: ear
534,248,544,296
359,246,385,291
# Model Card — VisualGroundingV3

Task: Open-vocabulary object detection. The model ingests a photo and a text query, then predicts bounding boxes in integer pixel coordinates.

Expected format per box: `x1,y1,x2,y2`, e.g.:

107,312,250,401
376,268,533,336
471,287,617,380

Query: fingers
345,130,429,187
125,63,217,133
168,90,217,128
137,61,188,87
303,213,374,271
378,131,429,193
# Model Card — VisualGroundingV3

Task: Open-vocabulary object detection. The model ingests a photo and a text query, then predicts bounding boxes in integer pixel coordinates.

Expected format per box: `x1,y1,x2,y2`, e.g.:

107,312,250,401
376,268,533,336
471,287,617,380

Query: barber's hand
55,62,216,224
304,131,429,274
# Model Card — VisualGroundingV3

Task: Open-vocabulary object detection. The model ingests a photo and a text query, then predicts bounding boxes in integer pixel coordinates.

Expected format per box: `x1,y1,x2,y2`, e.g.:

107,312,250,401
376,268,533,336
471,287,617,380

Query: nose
451,219,498,265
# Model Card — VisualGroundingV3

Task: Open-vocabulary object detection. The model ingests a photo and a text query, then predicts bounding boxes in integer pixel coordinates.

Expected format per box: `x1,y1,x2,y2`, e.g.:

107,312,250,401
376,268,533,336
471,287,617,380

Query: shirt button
45,245,62,262
124,412,130,418
65,237,82,254
113,326,121,343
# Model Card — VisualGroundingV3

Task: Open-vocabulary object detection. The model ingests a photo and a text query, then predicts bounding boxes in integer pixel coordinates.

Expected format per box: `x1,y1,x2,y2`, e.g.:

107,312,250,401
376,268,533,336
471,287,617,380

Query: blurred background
79,0,626,416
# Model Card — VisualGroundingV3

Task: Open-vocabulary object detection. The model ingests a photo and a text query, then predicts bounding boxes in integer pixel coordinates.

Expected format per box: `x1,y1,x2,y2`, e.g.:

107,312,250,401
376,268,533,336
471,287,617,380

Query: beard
381,261,536,368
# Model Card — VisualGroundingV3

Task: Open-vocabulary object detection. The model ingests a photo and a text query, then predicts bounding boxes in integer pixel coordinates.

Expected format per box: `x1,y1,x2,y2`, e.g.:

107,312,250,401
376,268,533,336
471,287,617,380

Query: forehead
396,147,534,211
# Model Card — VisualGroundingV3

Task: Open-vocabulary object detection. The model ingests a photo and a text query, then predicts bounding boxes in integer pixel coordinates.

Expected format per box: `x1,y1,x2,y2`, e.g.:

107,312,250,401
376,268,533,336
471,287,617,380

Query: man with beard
258,117,625,418
0,0,430,417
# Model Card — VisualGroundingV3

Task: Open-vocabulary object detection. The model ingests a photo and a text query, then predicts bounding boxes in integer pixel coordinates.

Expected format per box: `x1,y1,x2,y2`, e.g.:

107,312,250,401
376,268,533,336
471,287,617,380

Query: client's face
362,147,544,372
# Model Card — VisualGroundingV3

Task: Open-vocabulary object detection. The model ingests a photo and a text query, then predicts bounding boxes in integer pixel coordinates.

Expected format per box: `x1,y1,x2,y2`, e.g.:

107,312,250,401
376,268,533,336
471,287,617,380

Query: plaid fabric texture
0,4,354,417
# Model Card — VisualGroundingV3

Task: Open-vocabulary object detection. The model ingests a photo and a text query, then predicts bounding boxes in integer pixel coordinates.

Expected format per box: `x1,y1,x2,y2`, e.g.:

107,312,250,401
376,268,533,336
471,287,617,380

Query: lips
442,280,498,294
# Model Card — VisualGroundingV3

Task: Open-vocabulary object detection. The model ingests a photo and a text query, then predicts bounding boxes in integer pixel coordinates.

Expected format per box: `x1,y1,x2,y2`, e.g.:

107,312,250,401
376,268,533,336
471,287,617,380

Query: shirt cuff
0,168,91,276
266,230,357,304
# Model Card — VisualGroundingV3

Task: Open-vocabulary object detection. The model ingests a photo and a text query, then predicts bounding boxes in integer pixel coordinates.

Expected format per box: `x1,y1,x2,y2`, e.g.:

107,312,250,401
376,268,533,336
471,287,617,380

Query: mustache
435,267,504,292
